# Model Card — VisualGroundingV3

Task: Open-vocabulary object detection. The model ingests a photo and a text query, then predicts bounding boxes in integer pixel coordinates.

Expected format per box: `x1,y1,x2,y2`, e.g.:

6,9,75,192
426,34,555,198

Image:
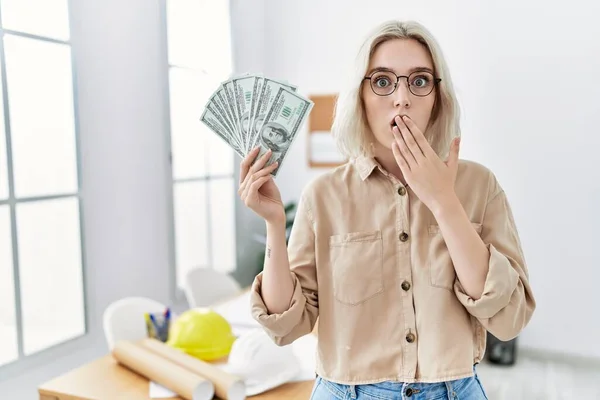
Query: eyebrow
366,66,435,76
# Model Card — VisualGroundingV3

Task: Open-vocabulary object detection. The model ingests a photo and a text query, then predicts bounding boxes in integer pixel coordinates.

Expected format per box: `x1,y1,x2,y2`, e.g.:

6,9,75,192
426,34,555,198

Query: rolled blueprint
139,338,246,400
112,340,215,400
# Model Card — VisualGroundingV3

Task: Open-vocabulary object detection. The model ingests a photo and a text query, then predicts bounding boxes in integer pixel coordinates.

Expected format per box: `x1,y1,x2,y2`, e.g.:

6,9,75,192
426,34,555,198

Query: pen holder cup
145,310,171,343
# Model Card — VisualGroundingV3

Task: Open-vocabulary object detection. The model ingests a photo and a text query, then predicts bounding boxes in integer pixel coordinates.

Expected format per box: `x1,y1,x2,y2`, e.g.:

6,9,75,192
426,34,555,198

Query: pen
149,313,157,332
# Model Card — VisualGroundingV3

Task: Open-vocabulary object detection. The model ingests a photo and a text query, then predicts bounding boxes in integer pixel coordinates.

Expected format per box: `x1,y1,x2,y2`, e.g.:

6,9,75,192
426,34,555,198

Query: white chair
183,268,241,308
102,296,167,350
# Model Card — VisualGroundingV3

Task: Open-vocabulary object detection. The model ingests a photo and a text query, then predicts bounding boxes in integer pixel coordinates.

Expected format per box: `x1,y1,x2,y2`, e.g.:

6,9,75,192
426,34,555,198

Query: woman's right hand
238,147,284,224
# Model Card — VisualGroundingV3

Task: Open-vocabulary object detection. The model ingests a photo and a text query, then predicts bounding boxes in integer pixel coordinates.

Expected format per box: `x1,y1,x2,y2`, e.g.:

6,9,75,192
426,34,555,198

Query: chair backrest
183,268,241,308
102,296,167,350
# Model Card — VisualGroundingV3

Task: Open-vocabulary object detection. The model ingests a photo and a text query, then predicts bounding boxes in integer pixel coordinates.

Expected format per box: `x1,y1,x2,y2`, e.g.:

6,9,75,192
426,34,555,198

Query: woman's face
361,38,437,153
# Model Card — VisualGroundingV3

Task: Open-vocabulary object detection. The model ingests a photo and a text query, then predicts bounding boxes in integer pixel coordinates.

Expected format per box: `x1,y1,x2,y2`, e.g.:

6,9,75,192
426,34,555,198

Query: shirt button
397,186,407,196
406,333,416,343
401,281,411,291
399,232,409,242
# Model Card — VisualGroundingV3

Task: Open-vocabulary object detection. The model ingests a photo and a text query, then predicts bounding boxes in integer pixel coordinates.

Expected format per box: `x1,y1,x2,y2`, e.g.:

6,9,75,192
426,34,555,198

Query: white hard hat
221,328,302,396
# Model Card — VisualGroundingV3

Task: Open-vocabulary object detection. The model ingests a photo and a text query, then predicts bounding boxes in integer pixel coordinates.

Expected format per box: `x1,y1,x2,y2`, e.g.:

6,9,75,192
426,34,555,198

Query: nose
393,79,411,109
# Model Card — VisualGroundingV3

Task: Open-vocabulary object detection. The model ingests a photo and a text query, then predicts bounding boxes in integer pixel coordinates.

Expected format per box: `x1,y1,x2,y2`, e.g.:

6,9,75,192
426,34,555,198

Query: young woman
238,19,535,400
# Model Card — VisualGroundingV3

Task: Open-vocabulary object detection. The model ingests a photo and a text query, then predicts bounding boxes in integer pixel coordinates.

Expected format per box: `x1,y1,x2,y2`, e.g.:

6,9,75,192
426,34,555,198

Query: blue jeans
310,366,488,400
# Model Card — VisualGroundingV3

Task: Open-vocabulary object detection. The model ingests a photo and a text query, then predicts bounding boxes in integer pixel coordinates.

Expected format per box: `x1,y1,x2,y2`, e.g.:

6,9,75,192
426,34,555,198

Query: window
164,0,237,291
0,0,85,369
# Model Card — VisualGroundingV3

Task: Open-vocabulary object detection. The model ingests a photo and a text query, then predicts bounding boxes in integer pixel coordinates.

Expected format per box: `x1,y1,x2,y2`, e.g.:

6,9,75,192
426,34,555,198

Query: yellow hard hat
166,308,236,361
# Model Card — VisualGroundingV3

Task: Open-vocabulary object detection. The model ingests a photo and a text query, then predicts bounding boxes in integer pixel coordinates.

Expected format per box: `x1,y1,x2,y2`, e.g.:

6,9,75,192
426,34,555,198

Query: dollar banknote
214,85,242,149
248,77,297,151
200,106,244,158
223,73,254,148
207,91,238,147
248,75,264,150
233,74,262,153
253,86,313,176
199,73,313,177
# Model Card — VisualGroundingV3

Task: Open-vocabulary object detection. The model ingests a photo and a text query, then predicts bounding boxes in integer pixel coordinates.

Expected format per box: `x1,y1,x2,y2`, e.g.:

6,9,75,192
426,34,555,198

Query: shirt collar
355,155,380,181
355,155,408,186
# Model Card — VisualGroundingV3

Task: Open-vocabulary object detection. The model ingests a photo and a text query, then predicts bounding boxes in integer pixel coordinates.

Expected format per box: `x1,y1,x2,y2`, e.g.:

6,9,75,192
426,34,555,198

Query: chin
371,136,393,152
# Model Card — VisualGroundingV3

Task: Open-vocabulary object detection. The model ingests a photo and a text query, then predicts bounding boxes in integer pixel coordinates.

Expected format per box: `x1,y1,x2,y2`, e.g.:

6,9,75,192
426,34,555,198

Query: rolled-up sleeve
454,186,536,341
250,190,319,346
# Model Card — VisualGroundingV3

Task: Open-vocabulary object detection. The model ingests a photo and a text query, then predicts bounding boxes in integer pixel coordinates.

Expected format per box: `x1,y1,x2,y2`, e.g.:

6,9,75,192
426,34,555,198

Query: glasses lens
370,71,396,95
408,71,435,96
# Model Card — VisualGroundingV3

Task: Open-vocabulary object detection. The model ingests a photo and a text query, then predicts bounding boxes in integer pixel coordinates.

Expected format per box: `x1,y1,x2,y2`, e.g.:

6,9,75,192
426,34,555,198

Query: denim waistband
314,365,487,400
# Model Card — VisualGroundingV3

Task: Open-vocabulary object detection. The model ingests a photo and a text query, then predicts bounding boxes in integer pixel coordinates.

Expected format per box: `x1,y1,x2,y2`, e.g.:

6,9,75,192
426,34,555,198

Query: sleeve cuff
250,272,307,338
454,243,520,319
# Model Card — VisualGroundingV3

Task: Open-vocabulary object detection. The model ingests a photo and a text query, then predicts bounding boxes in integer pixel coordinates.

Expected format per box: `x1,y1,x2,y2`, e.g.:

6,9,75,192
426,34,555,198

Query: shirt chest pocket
428,222,483,290
329,230,383,306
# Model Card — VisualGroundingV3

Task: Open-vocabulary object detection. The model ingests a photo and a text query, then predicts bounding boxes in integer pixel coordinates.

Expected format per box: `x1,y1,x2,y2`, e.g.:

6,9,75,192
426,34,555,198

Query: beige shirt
250,156,536,384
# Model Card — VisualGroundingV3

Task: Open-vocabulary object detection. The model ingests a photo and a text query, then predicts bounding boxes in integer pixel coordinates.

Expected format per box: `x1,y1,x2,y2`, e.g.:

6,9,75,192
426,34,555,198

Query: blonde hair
331,20,461,160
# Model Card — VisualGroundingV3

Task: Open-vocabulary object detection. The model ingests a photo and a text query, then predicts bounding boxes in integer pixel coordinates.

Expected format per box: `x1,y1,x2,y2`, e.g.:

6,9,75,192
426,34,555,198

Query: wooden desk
38,289,316,399
38,354,314,399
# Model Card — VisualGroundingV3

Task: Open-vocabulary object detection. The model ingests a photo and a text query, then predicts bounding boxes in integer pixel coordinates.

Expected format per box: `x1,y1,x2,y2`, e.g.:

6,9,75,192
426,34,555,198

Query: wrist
265,212,286,231
430,192,461,219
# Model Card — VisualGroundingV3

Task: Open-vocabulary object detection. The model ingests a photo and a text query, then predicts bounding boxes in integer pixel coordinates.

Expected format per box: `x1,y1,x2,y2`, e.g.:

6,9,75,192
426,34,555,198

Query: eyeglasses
363,70,441,97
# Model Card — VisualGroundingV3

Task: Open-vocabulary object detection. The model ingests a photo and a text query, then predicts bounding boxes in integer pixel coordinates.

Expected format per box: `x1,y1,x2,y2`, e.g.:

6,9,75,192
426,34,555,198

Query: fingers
239,147,260,184
249,148,273,176
400,116,435,159
395,116,423,163
239,160,279,204
391,141,410,172
238,147,272,194
248,175,273,199
445,136,461,170
392,124,417,167
242,160,278,197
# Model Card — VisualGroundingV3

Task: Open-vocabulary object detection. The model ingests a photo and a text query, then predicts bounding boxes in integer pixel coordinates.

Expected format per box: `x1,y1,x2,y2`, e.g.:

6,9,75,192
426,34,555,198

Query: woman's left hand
391,115,460,214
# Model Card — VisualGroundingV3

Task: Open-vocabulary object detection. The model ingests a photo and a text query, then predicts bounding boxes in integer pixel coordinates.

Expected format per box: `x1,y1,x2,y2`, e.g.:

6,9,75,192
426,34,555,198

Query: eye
374,76,392,88
411,75,431,87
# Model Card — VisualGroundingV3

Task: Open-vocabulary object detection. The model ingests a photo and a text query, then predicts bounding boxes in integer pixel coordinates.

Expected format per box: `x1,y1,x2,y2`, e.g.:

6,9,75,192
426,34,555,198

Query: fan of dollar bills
200,73,314,177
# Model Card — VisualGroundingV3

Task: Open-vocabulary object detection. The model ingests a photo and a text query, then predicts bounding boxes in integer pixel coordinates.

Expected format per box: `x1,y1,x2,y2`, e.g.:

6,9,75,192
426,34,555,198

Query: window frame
158,0,237,303
0,0,90,380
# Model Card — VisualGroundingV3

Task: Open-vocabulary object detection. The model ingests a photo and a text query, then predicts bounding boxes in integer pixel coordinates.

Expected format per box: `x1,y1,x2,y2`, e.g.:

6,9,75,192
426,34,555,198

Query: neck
372,143,407,186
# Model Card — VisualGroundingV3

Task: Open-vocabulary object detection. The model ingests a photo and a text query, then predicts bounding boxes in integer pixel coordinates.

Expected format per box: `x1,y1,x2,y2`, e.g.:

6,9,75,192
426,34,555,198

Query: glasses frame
363,70,442,97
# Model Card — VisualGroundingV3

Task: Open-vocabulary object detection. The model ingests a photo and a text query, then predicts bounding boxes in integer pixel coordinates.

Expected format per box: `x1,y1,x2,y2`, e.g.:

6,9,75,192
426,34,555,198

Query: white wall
260,0,600,359
73,0,175,330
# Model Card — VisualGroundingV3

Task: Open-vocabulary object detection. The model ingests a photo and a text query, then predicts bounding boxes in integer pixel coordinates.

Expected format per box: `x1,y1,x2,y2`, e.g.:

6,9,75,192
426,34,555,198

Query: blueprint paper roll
139,338,246,400
112,340,215,400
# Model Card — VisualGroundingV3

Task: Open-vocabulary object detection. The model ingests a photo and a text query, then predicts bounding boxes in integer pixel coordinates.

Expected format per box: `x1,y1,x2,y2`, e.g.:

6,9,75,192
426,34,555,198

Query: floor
476,352,600,399
0,341,106,400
